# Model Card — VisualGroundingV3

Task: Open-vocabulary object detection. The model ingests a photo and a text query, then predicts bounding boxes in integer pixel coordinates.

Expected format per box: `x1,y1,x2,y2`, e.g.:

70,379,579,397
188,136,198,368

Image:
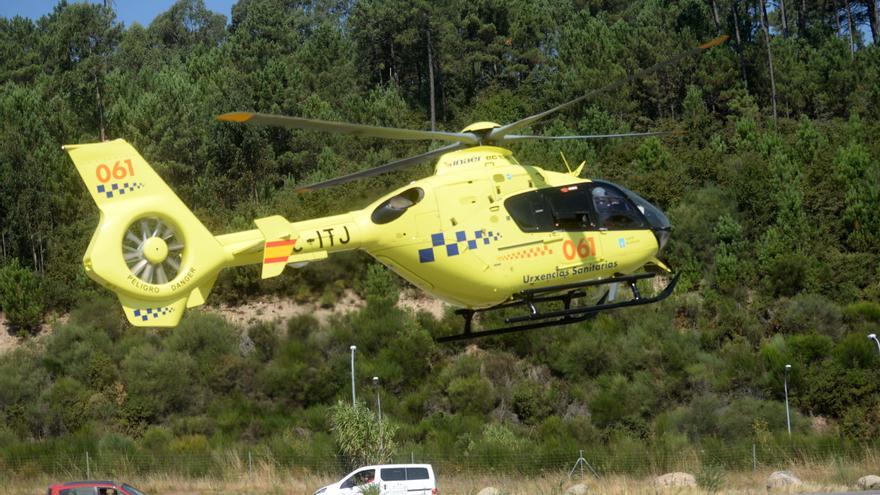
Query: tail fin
65,139,231,327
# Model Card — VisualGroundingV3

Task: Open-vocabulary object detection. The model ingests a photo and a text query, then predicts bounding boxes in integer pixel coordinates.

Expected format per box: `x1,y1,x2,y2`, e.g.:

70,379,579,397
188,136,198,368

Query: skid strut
435,273,679,343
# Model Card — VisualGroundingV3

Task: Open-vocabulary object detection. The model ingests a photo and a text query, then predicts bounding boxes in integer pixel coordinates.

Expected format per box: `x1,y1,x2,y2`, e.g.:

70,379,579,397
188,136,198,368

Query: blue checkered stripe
418,229,502,263
133,306,174,322
96,182,144,199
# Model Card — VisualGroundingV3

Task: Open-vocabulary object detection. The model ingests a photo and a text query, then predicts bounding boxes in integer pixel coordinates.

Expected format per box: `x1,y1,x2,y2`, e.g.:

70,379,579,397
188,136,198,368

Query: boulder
476,487,501,495
654,472,696,488
564,483,589,495
858,475,880,490
766,471,802,490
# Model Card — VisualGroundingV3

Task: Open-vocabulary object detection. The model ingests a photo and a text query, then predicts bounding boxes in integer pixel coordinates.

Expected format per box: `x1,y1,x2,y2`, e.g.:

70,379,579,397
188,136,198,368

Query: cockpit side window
504,191,555,232
505,185,598,232
542,186,596,230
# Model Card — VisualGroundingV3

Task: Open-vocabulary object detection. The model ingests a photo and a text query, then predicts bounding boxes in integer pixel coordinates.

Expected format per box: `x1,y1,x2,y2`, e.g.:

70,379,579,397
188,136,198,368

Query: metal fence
1,442,877,480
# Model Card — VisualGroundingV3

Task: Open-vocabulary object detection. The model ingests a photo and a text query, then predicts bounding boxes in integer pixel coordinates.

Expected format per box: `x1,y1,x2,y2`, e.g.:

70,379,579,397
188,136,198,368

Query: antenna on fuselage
560,151,573,174
560,151,586,177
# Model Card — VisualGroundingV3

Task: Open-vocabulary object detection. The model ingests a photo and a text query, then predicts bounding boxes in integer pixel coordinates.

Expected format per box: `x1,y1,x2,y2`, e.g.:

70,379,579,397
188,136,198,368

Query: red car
46,481,148,495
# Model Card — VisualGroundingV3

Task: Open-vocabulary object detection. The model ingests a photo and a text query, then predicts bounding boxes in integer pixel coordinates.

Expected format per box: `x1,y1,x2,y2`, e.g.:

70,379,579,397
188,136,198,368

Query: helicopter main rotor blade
295,142,468,192
218,112,481,145
500,130,683,141
486,35,728,141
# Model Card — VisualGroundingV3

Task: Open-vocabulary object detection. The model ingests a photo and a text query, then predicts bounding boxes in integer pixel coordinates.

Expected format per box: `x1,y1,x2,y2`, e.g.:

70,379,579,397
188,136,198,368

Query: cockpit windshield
593,180,670,231
504,179,670,249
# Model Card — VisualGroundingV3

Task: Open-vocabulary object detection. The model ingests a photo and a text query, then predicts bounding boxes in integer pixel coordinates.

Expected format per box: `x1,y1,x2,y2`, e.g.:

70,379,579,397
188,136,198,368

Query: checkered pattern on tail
96,182,144,199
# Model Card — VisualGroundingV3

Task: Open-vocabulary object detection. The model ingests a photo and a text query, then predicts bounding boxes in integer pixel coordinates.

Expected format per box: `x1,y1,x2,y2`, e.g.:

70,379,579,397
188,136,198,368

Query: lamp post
784,364,792,437
350,345,357,405
373,376,382,421
869,334,880,354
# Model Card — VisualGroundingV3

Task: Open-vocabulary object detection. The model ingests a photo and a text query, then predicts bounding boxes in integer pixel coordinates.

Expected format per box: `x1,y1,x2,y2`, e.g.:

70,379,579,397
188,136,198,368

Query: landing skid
434,273,680,343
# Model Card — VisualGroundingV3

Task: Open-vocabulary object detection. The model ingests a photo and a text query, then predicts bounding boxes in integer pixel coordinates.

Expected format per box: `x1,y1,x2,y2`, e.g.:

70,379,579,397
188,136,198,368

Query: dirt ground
0,313,15,353
0,468,865,495
0,291,447,354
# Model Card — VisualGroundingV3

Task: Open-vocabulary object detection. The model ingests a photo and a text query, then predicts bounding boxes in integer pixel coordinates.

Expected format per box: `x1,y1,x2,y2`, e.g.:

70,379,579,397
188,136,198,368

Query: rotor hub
123,217,184,285
461,121,501,134
143,236,169,264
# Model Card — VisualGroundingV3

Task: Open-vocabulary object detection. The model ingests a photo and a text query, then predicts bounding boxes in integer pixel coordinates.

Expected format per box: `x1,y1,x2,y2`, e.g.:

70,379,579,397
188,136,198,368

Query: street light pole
784,364,792,438
350,345,357,405
869,334,880,354
373,376,382,421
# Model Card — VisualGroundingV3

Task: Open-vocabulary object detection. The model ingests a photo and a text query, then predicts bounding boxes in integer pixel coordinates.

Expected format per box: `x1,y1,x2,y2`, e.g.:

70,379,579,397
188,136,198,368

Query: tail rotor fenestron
123,217,184,285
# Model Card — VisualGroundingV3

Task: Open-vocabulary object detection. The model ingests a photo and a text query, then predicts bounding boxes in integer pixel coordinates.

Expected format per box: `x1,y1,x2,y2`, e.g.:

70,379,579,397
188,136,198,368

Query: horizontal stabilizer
255,215,296,279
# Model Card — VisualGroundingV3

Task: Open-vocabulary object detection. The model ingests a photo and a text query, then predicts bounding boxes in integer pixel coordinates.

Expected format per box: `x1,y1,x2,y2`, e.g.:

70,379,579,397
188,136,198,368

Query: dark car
46,481,148,495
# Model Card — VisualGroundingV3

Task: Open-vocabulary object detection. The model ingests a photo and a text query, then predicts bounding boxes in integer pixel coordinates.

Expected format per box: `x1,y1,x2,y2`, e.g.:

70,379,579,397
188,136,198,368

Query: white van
314,464,436,495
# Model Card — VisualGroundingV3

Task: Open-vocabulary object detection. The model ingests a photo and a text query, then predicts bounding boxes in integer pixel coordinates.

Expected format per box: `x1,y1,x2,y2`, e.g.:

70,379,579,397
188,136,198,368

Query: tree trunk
89,43,107,141
30,233,37,270
868,0,880,44
779,0,790,36
834,0,842,36
732,0,749,88
38,232,44,274
798,0,807,35
710,0,722,34
390,42,398,84
845,0,856,58
427,30,436,132
759,0,779,123
95,72,106,141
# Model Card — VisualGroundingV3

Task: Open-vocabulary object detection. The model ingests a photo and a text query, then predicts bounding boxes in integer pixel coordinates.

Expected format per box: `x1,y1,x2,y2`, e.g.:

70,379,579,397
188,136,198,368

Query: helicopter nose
653,224,671,253
629,197,671,254
635,202,670,253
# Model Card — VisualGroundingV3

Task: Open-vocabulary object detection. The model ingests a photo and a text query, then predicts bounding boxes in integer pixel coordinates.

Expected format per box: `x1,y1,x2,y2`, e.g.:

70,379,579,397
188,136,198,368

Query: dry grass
2,457,877,495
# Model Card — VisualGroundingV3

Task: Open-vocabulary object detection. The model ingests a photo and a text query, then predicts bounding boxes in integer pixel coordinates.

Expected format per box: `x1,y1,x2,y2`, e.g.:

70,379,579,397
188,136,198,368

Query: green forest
1,0,880,477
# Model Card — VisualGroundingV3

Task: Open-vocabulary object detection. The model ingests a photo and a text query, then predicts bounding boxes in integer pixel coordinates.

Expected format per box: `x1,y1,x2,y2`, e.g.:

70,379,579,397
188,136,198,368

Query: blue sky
0,0,238,27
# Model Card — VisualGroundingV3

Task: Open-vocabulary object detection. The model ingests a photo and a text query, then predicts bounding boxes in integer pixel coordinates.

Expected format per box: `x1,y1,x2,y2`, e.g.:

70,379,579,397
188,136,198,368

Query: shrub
788,334,833,364
588,373,653,433
696,463,726,494
363,263,399,308
43,322,113,384
843,300,880,323
247,321,279,362
142,425,173,450
833,332,879,369
447,376,496,415
68,295,126,340
330,401,397,469
763,253,812,297
840,402,880,440
121,345,196,420
287,313,320,340
40,377,89,435
717,397,801,439
467,423,530,462
166,312,237,366
86,351,118,390
0,259,44,334
778,294,843,340
552,332,611,379
511,379,553,426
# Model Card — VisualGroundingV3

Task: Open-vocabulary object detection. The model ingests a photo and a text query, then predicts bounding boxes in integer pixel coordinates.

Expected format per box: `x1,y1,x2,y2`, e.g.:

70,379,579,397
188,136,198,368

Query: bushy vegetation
1,0,879,478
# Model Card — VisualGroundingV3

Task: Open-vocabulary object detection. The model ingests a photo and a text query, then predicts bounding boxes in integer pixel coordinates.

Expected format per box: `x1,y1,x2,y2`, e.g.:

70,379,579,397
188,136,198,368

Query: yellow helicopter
65,36,726,341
